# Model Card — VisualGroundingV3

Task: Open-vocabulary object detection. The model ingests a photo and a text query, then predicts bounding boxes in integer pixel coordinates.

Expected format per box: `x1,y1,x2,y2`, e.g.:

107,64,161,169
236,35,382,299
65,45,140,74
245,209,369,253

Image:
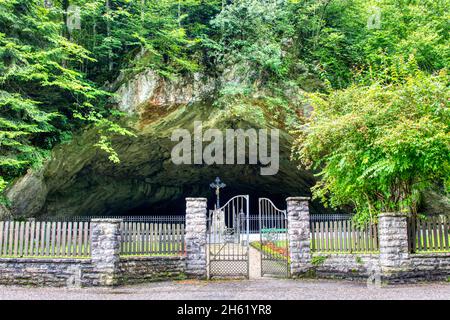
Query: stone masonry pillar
378,213,411,279
185,198,208,279
286,197,311,277
91,218,122,286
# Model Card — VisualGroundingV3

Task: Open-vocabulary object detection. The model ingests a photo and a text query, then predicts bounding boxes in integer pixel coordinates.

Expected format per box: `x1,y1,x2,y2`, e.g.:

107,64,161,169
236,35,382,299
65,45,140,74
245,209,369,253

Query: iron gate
259,198,289,277
207,195,250,279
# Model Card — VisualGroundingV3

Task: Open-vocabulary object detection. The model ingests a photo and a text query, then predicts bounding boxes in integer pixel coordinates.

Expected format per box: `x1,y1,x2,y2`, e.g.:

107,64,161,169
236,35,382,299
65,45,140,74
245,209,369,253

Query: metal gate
207,195,250,279
259,198,289,278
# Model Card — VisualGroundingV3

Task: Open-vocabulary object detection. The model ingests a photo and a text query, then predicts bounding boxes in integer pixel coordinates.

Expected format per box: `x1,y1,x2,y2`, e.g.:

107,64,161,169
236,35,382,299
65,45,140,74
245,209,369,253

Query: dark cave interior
123,187,290,216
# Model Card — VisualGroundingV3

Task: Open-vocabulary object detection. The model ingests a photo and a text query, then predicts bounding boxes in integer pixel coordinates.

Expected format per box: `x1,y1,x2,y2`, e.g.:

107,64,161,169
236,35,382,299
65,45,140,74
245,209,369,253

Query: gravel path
1,279,449,300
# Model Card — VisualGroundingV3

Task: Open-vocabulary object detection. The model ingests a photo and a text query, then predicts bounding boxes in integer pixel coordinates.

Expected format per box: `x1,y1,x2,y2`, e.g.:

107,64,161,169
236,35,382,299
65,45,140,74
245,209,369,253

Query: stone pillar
378,213,411,279
91,218,122,286
286,197,311,277
185,198,208,279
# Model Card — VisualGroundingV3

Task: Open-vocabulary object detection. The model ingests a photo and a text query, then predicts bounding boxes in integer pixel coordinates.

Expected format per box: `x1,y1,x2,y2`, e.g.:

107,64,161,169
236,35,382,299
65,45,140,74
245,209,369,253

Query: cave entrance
27,160,321,218
121,185,289,217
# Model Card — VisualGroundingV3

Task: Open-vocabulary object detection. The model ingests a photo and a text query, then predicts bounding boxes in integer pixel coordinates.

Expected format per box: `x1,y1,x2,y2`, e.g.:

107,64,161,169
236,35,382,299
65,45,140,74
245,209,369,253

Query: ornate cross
210,177,226,209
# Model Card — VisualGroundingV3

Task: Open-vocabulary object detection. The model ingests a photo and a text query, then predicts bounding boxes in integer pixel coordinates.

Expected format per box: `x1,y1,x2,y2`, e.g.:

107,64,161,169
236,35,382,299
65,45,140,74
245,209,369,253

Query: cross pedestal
210,209,226,236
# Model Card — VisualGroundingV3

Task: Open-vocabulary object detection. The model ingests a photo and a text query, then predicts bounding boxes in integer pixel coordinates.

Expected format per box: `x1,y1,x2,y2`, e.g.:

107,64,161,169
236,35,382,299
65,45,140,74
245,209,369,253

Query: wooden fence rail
120,222,185,256
0,221,90,257
409,216,450,253
0,219,186,258
310,220,379,253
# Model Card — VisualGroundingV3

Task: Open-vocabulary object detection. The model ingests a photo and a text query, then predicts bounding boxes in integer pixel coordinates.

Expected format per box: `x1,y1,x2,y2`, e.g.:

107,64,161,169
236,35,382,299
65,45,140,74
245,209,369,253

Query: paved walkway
249,246,262,278
1,279,449,300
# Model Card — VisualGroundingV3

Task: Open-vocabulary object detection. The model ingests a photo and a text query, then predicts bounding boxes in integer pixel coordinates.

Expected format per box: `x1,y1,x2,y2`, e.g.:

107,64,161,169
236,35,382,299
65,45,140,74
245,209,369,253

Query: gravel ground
0,279,449,300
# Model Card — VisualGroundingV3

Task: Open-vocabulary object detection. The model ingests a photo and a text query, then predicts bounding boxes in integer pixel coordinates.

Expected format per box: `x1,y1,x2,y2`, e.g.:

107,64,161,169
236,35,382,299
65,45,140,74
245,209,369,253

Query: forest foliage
0,0,448,218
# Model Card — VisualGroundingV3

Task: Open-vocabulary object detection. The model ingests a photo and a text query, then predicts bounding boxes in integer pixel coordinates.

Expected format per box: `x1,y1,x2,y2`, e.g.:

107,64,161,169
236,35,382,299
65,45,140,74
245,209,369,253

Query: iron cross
210,177,226,209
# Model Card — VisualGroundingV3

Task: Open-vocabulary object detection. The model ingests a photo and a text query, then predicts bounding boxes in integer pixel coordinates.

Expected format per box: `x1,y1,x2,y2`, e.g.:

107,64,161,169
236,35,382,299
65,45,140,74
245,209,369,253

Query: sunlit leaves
0,0,127,197
293,72,449,221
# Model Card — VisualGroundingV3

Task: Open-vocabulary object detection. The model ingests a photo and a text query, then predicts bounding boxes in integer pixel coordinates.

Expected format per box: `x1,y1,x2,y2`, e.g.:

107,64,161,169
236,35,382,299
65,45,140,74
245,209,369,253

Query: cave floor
1,279,449,300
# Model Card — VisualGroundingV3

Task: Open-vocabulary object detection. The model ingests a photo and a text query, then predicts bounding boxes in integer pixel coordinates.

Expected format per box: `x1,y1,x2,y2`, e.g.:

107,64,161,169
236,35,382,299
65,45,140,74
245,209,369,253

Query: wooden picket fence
0,221,91,258
311,220,379,253
409,216,450,253
120,222,185,256
0,218,186,258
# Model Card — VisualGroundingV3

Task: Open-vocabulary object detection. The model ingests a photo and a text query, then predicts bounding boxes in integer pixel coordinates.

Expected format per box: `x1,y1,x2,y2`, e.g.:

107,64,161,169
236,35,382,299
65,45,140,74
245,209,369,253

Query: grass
0,255,90,259
250,241,289,262
310,236,379,253
120,241,185,256
254,239,381,255
413,249,450,254
0,243,91,257
261,228,287,233
120,253,183,257
311,255,327,266
0,241,185,258
311,250,380,254
412,234,450,253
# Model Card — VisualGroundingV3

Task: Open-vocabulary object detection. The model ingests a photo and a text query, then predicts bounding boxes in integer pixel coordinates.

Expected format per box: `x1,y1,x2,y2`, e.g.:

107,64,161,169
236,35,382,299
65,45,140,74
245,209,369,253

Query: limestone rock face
3,168,47,217
1,70,317,219
112,70,216,115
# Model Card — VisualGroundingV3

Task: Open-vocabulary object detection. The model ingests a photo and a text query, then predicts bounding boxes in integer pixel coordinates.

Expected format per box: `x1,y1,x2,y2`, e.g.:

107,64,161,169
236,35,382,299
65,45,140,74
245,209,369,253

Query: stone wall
0,258,97,287
312,254,380,280
117,256,186,284
410,253,450,280
1,210,450,286
0,255,188,287
306,253,450,282
287,198,450,283
388,253,450,283
0,218,188,287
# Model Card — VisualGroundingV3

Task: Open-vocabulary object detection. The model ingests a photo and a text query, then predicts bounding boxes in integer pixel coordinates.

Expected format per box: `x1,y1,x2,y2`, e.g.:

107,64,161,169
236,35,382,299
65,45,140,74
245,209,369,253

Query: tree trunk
106,0,113,72
61,0,70,68
62,0,70,37
178,0,181,27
